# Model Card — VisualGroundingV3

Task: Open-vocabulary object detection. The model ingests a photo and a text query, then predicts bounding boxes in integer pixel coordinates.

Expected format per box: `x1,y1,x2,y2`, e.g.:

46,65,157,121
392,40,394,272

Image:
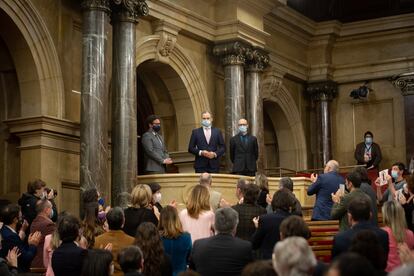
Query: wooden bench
306,220,339,263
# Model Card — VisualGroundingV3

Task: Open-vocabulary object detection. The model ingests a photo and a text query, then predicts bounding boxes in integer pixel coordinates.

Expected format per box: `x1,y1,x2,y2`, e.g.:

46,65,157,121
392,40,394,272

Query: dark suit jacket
51,241,87,276
0,225,37,272
232,203,266,241
123,207,158,237
251,209,291,259
190,233,252,276
230,133,258,174
307,171,344,220
354,142,382,169
30,215,56,268
331,221,389,259
188,127,225,172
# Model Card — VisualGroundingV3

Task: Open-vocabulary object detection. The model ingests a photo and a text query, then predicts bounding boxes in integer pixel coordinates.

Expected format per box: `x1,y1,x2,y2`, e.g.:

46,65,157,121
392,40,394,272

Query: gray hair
389,264,414,276
272,237,316,276
326,160,339,172
279,177,294,192
199,173,212,186
201,111,212,117
214,207,239,234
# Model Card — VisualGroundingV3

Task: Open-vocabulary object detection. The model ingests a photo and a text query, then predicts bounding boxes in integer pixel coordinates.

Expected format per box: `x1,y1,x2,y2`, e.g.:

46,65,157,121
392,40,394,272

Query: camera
45,187,58,197
349,81,372,99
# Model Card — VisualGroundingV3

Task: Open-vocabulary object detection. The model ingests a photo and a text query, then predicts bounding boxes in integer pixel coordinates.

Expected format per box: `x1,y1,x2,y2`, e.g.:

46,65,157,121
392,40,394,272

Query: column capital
390,72,414,96
81,0,111,13
246,48,270,72
110,0,149,23
306,80,338,101
213,41,251,66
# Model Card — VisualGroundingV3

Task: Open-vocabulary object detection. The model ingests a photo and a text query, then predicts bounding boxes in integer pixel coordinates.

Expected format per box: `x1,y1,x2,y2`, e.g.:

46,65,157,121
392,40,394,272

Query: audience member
159,206,192,276
256,174,269,209
81,198,105,248
51,214,87,276
381,200,414,272
326,252,377,276
123,184,158,237
148,182,163,213
377,162,407,203
331,171,373,231
0,204,41,272
135,222,172,276
349,230,387,275
235,178,249,204
0,247,19,276
279,215,311,240
252,189,294,259
118,245,144,276
179,185,214,243
199,173,222,211
272,236,316,276
279,177,302,216
232,183,266,241
331,196,389,259
354,166,378,225
389,264,414,276
177,270,200,276
81,248,113,276
29,199,55,268
94,207,134,276
190,207,252,276
396,174,414,231
307,160,344,221
241,260,276,276
354,131,382,170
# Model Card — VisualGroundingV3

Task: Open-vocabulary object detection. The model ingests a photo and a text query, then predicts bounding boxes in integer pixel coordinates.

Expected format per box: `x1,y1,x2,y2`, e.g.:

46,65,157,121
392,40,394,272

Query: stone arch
262,75,308,170
0,0,64,118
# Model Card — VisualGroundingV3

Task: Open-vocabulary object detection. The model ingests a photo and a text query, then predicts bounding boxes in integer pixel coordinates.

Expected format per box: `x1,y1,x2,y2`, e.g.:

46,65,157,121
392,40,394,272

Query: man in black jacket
354,131,382,170
190,208,253,276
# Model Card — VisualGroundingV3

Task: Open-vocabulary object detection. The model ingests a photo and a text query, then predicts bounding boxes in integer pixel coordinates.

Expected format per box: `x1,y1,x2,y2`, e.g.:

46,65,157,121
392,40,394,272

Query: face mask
98,197,105,206
239,126,248,133
365,137,373,144
201,119,211,128
152,125,161,132
153,193,162,203
391,170,399,180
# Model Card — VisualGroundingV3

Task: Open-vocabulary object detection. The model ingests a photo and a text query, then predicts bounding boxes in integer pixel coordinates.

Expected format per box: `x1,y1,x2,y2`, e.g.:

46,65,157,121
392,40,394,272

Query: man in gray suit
141,115,173,174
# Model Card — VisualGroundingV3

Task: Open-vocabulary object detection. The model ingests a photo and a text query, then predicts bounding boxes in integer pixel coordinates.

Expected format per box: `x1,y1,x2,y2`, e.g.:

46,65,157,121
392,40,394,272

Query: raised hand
28,231,42,246
6,247,21,267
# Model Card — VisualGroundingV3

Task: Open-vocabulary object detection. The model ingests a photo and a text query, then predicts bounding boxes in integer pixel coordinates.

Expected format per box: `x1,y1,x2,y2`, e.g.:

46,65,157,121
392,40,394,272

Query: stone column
307,81,337,167
391,72,414,167
213,41,250,172
110,0,148,207
80,0,110,197
245,49,269,175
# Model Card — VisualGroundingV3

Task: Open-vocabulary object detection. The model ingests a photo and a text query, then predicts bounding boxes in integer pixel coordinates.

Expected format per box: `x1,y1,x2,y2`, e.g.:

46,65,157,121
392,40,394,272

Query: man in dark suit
230,119,258,176
141,115,172,174
190,207,253,276
52,214,87,276
307,160,344,221
331,196,389,259
354,131,382,170
188,111,225,173
0,204,41,272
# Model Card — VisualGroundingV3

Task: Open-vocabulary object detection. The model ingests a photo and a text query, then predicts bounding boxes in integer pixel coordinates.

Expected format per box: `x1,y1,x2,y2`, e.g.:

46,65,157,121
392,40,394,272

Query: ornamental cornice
213,41,252,66
81,0,111,13
390,72,414,96
306,80,338,101
110,0,149,23
246,48,270,71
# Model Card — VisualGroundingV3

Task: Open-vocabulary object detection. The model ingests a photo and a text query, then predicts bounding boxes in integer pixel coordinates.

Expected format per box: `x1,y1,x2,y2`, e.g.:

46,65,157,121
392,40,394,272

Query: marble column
80,0,110,198
307,81,337,167
245,49,269,175
110,0,148,207
213,41,250,172
391,72,414,167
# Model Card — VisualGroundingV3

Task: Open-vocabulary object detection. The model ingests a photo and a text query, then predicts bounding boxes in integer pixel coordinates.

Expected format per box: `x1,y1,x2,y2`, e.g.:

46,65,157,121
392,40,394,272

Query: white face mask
153,192,162,203
110,263,114,275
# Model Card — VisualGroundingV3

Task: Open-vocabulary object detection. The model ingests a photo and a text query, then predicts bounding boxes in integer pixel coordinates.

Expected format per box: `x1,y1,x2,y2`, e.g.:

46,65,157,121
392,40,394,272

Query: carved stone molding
110,0,149,23
246,48,270,72
261,69,284,99
81,0,111,12
306,80,338,101
213,41,251,66
390,72,414,96
153,20,180,62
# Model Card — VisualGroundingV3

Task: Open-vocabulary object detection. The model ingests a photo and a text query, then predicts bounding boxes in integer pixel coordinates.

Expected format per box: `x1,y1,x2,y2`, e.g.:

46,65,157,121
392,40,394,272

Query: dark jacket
190,233,252,276
51,241,87,276
331,221,389,259
360,182,378,225
123,207,158,237
232,203,266,241
188,127,225,173
230,133,258,174
18,193,58,225
307,171,344,220
251,209,291,259
162,233,192,276
0,257,18,276
354,142,382,169
0,225,37,273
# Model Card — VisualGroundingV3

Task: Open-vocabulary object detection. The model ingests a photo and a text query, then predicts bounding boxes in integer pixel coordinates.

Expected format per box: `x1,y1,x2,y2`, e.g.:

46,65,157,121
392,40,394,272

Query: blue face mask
98,197,105,206
152,125,161,132
365,137,373,145
201,119,211,128
239,125,248,133
391,170,399,180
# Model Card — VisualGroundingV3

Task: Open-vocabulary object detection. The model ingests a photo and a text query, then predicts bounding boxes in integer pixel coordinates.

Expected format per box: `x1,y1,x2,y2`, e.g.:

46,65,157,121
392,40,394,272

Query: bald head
325,160,339,173
199,173,212,187
238,119,248,125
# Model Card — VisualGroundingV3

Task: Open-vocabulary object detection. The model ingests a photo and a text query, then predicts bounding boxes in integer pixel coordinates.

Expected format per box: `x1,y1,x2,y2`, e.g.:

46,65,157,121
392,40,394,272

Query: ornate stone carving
390,72,414,96
110,0,149,23
81,0,111,12
154,20,180,62
213,41,251,66
246,48,270,71
306,80,338,101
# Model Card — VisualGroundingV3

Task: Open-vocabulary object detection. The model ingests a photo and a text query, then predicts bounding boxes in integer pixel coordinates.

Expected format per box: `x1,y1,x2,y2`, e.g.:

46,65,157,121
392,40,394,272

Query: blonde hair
255,174,269,191
186,185,211,219
130,184,152,208
382,201,407,243
159,205,184,239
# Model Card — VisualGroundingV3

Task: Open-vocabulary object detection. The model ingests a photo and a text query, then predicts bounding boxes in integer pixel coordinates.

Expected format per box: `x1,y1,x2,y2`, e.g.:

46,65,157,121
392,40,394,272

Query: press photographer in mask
354,131,382,170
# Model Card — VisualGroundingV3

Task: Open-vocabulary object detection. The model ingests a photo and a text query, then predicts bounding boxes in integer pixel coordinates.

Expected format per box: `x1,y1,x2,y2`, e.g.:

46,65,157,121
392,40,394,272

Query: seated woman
159,206,192,276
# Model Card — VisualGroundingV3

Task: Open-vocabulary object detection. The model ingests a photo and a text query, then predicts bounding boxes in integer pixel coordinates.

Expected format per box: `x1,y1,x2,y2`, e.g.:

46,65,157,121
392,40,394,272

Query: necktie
205,128,211,144
155,133,163,145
